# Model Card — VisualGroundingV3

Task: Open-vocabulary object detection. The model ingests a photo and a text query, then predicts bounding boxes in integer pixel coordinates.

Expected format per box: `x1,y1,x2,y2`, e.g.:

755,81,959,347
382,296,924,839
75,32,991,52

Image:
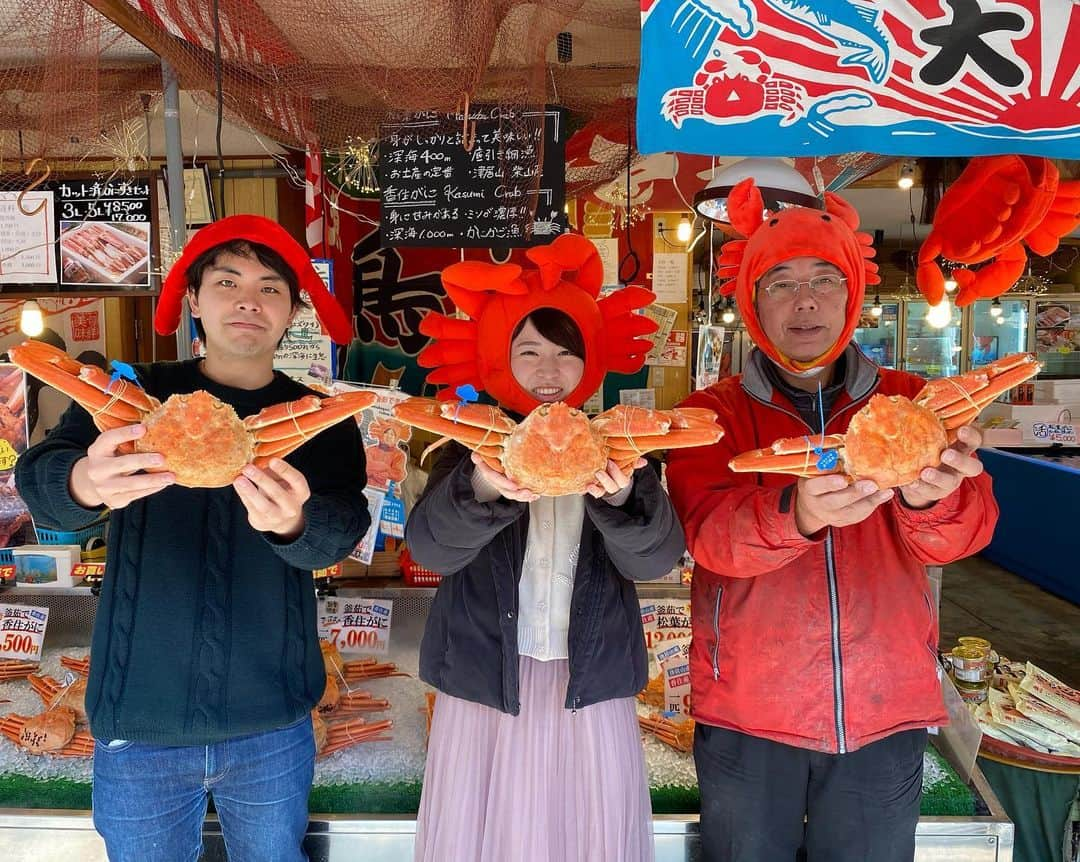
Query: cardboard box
12,544,83,588
982,402,1076,424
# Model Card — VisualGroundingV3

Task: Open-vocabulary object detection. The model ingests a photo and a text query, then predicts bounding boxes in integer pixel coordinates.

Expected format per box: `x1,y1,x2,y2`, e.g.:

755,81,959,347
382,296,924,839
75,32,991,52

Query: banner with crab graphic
637,0,1080,157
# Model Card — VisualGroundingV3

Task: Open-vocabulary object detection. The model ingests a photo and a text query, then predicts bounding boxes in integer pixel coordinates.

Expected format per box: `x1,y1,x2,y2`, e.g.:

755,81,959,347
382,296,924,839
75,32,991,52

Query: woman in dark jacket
407,236,684,862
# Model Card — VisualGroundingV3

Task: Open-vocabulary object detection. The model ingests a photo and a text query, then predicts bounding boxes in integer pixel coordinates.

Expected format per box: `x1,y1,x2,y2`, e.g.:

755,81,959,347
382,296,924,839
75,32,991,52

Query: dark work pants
694,724,926,862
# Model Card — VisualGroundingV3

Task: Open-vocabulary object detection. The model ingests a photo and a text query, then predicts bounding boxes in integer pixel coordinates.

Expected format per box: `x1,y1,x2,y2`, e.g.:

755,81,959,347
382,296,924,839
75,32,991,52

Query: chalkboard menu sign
379,105,567,248
56,177,152,287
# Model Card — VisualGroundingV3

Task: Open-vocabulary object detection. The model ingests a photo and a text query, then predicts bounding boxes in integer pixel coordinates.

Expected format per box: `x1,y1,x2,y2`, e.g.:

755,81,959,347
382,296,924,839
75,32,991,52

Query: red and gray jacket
665,347,999,754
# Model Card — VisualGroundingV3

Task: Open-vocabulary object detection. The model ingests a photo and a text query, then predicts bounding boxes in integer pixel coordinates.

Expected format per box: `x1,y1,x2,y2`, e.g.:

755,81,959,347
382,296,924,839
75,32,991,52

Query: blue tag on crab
815,448,839,472
108,360,141,390
452,384,479,422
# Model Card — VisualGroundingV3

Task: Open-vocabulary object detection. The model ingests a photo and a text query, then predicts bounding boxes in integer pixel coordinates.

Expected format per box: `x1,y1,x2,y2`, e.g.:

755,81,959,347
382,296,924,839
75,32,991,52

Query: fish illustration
763,0,891,84
672,0,758,59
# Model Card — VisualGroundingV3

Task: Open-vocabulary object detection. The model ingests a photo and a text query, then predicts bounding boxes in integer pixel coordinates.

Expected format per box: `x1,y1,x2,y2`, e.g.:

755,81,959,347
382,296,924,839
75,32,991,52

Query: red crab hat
155,215,353,345
418,233,658,414
715,178,880,374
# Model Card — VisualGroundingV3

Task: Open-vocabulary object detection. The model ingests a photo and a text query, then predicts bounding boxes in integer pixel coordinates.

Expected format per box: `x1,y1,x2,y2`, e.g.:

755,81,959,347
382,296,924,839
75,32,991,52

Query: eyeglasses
761,275,847,302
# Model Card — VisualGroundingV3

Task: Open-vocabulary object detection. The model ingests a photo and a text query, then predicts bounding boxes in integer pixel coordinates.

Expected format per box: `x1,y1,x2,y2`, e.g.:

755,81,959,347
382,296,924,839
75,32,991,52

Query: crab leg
0,660,37,682
28,675,61,704
729,436,846,477
319,718,394,757
249,392,377,463
60,655,90,677
342,659,406,682
9,344,143,425
334,690,391,714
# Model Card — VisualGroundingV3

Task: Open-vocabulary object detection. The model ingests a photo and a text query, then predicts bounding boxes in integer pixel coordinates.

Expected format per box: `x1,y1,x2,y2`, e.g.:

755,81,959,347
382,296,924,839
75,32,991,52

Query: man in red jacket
666,180,999,862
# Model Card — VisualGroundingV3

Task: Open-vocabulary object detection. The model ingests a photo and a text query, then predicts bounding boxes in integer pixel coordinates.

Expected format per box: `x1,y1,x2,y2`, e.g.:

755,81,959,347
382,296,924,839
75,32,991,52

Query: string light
20,300,43,336
676,215,692,243
925,298,953,329
898,161,915,190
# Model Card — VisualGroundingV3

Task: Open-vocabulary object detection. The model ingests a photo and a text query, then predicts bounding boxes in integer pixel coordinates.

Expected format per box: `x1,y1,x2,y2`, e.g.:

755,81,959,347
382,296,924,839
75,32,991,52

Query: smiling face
509,312,585,405
754,256,849,365
188,249,298,362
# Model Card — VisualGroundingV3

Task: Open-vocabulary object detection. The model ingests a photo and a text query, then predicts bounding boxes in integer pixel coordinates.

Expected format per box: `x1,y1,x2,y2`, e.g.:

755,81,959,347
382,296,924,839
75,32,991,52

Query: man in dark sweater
15,216,369,862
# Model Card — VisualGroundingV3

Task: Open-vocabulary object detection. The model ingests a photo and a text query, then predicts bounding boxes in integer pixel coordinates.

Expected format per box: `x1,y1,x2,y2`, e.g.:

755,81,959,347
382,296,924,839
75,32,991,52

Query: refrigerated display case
969,300,1029,368
904,299,963,378
1033,299,1080,377
854,302,900,368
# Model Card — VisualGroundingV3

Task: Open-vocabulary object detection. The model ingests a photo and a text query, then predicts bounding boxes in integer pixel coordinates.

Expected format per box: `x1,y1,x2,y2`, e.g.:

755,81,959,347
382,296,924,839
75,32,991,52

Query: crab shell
137,391,253,488
843,396,948,488
502,403,608,497
5,707,79,754
29,675,89,725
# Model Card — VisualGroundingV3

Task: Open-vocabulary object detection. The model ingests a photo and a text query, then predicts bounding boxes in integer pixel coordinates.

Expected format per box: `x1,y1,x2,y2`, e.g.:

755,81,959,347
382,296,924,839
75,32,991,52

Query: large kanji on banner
637,0,1080,158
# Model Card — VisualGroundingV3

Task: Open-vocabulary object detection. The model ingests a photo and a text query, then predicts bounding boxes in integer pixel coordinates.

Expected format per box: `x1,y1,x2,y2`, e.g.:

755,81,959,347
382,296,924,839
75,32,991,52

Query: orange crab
59,655,90,677
917,156,1080,307
638,713,695,754
0,706,94,756
9,340,376,488
29,675,88,724
392,398,723,497
311,709,393,758
729,353,1041,488
0,660,37,682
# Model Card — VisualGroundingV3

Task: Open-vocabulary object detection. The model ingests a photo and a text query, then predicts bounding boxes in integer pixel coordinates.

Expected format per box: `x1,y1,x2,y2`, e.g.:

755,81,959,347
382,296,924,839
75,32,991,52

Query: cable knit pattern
15,359,370,746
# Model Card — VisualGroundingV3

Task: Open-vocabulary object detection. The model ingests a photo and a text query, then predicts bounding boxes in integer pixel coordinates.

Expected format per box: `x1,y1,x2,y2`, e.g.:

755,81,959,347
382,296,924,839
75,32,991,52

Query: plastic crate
0,548,13,564
399,546,443,587
35,520,108,549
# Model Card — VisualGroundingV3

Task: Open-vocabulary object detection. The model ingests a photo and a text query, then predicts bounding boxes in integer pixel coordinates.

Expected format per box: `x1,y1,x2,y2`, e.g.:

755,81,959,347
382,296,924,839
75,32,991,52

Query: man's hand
794,474,894,537
584,457,646,499
470,453,539,503
69,424,174,510
899,425,984,510
233,459,311,540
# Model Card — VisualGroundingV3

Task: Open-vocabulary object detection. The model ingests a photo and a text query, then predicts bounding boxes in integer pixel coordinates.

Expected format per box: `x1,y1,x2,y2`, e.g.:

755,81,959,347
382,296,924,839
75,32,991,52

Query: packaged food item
988,688,1080,755
1019,662,1080,725
1013,690,1080,746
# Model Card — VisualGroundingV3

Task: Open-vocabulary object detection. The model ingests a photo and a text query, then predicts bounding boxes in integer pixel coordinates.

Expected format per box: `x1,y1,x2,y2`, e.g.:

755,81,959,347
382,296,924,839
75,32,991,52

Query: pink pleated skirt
414,656,655,862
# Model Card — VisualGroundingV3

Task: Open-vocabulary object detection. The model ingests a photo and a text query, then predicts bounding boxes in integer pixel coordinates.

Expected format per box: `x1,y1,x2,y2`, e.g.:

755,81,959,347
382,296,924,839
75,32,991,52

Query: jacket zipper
744,378,880,755
711,586,723,680
824,529,847,754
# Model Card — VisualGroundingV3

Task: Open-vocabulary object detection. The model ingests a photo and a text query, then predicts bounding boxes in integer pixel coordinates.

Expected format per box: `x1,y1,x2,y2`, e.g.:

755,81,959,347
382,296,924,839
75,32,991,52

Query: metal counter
0,585,1014,862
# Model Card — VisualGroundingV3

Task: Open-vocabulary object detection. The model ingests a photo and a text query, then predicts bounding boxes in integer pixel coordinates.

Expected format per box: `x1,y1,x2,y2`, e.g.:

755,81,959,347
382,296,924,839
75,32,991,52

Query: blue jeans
92,715,315,862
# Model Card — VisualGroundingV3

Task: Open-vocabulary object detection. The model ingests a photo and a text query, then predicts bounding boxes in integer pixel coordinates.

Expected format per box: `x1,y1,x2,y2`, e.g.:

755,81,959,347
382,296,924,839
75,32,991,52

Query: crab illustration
917,156,1080,307
393,398,723,497
29,674,88,724
9,340,376,488
729,353,1041,488
0,706,94,756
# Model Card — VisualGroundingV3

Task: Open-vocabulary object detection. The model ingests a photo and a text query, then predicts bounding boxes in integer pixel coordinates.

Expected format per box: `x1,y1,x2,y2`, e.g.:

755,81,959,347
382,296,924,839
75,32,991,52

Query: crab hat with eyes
418,233,659,414
715,177,880,373
154,214,353,345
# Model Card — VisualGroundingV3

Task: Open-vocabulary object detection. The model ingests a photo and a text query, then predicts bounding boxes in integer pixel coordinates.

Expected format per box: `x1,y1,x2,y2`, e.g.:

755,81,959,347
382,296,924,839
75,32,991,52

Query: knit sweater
14,360,370,746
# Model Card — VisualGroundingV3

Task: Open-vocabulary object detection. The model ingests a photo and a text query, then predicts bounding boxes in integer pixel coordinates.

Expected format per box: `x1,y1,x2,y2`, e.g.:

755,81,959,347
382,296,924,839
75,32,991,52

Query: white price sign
1024,422,1079,444
319,597,393,655
0,603,49,661
658,642,692,716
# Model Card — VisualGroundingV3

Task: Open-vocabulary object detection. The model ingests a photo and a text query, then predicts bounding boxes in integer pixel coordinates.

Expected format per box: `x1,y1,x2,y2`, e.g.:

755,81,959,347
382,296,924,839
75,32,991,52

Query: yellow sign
0,440,17,471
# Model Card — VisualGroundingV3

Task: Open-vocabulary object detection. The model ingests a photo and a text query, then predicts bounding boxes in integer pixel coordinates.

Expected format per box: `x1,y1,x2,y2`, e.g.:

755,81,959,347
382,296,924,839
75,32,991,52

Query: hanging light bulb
943,277,957,293
994,314,1005,325
897,160,915,190
676,215,692,243
989,298,1003,318
870,295,883,317
925,298,953,329
20,300,44,336
721,299,736,325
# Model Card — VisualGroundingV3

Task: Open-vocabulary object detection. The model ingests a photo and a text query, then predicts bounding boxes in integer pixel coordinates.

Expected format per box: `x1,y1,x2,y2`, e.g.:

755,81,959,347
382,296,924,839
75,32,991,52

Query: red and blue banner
637,0,1080,157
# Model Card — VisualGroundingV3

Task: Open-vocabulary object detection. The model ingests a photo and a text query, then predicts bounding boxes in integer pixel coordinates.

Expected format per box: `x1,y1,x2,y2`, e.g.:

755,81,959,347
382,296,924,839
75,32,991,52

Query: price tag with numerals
320,598,393,655
0,603,49,661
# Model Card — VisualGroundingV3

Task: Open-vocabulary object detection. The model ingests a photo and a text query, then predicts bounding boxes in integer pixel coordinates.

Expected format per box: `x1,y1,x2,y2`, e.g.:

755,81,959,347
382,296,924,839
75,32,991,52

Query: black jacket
408,442,685,714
